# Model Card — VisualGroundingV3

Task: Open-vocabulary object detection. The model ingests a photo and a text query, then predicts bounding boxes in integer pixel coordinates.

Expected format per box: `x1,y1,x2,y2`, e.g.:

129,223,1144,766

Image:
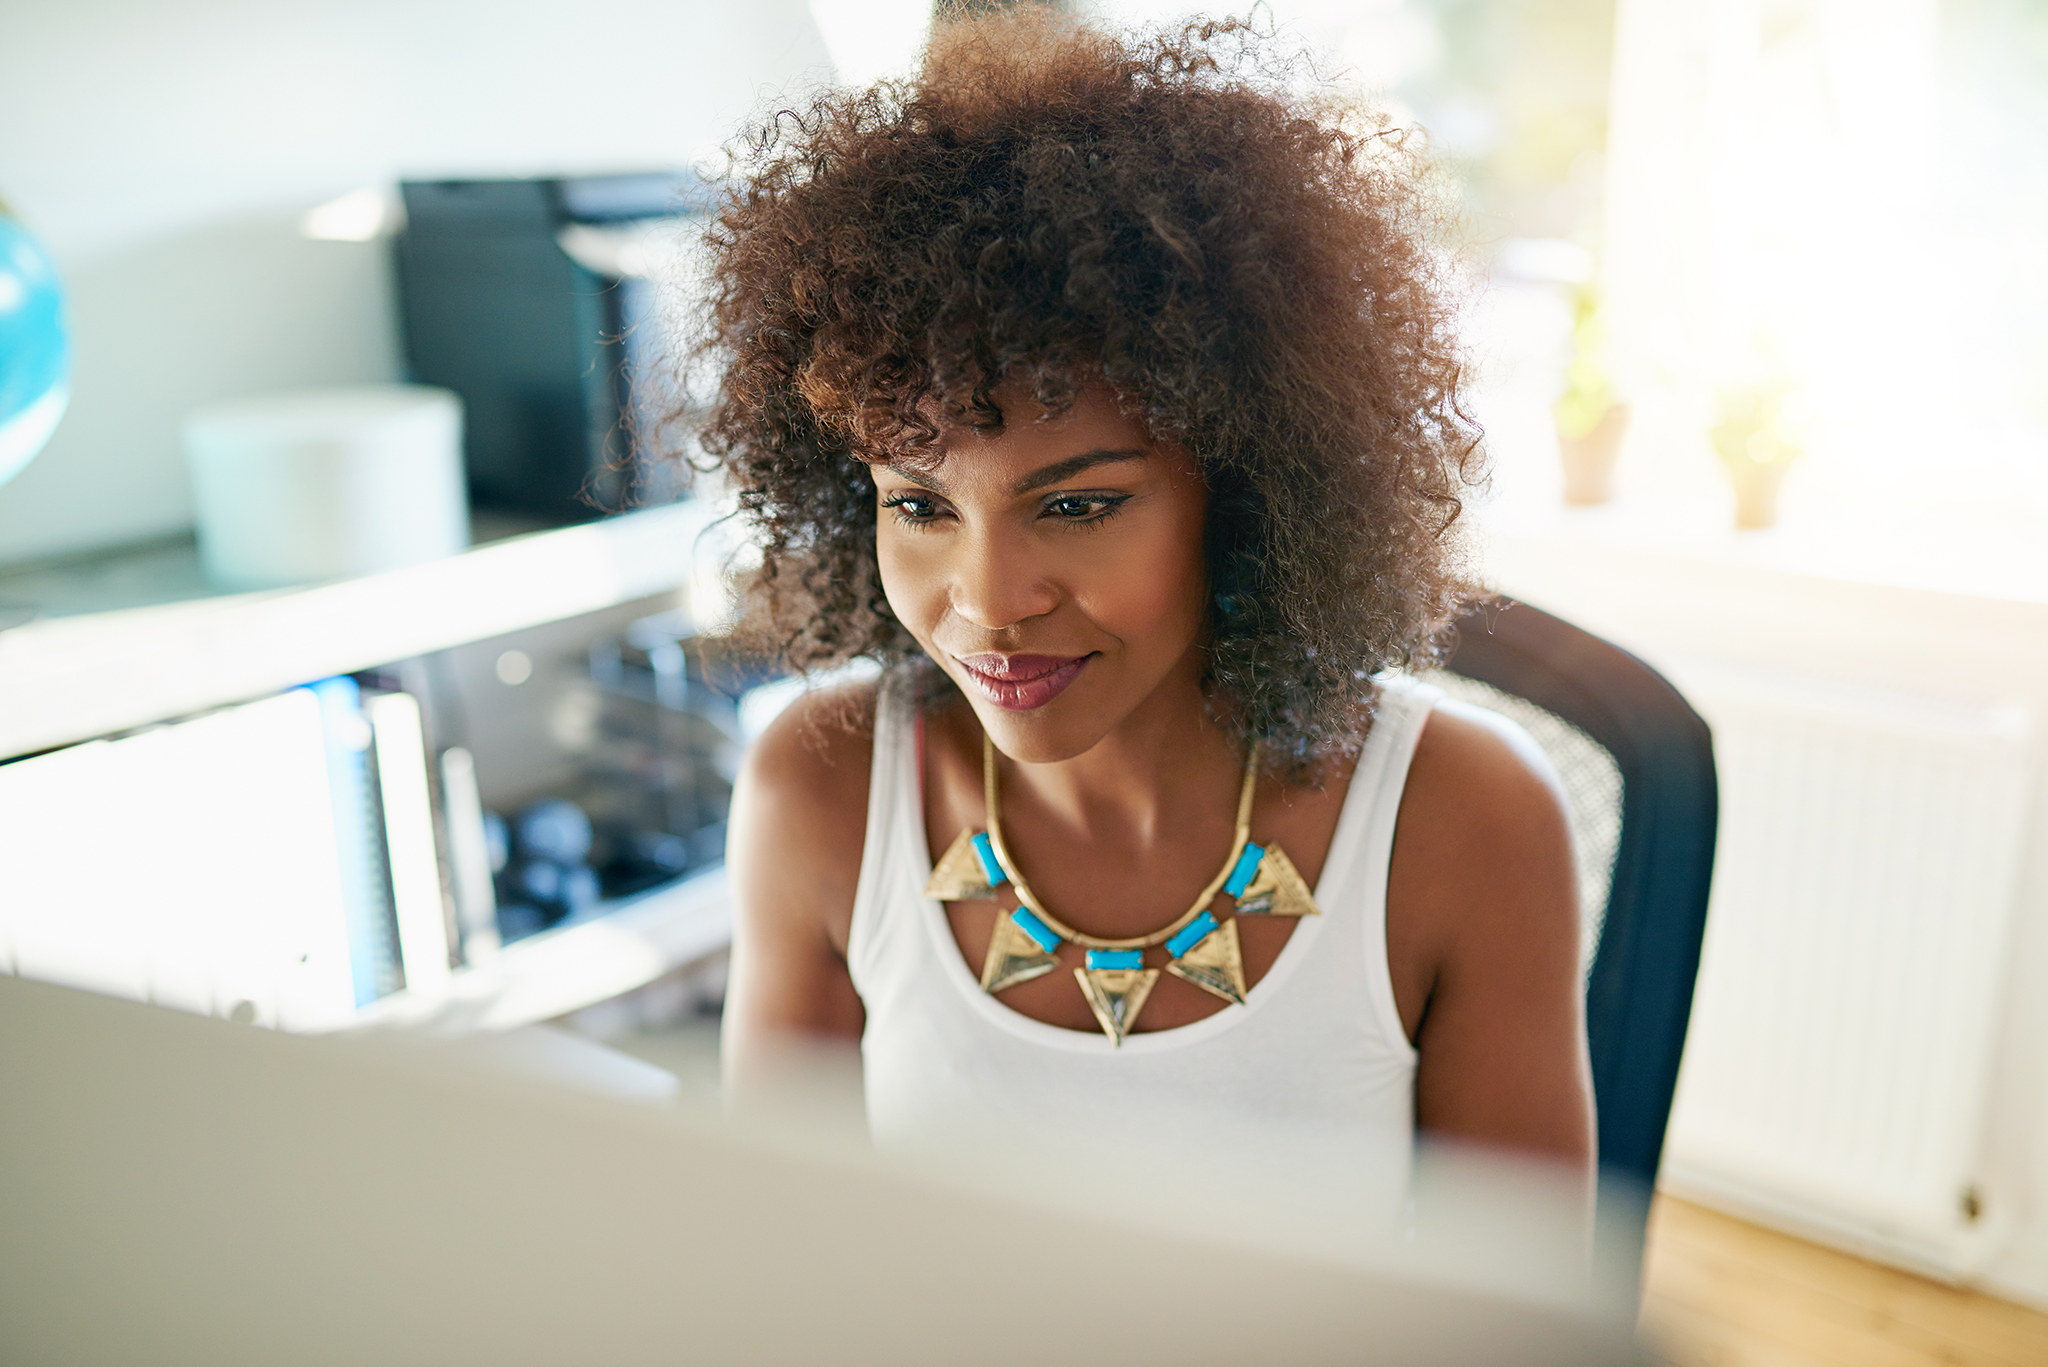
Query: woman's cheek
1089,521,1207,645
876,533,942,642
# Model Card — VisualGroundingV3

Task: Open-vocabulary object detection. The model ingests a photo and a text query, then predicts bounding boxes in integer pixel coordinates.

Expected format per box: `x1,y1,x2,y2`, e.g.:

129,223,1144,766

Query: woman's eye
883,493,940,522
1045,494,1127,523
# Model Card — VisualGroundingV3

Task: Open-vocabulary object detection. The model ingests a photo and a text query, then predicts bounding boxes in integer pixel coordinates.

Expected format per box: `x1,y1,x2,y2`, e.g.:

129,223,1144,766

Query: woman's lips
953,653,1092,711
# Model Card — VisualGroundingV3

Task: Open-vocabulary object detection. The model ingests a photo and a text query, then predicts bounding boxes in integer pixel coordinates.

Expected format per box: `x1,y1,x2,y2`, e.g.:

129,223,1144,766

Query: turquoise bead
1223,842,1265,898
1165,910,1220,959
1010,907,1062,954
971,832,1008,886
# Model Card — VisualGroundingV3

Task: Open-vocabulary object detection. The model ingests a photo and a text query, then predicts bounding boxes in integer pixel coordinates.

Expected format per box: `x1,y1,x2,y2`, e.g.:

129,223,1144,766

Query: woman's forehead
877,380,1154,462
873,410,1202,497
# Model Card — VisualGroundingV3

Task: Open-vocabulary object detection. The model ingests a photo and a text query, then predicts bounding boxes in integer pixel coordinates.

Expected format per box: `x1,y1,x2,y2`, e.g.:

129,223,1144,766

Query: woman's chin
972,703,1111,766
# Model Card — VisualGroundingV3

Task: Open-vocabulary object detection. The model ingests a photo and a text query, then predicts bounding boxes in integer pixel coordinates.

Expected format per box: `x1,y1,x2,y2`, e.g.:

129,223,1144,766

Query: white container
183,386,469,591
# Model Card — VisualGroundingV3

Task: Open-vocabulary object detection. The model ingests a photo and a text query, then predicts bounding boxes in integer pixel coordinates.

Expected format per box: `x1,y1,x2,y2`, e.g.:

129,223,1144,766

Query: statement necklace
923,735,1322,1045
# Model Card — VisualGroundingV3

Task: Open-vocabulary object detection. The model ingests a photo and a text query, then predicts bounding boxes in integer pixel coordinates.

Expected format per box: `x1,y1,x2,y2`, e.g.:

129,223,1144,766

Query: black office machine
394,173,708,524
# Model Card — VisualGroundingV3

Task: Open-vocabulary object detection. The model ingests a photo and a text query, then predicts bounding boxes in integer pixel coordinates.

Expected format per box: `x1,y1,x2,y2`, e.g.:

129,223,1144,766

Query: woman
705,11,1591,1193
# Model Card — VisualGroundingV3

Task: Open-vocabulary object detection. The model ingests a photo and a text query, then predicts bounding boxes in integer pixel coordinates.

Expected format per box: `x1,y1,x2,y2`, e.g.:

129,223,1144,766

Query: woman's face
872,385,1211,763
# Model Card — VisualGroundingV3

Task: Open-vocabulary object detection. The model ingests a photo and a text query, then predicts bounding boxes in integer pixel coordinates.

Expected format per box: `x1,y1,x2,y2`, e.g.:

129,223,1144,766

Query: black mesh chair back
1436,598,1718,1284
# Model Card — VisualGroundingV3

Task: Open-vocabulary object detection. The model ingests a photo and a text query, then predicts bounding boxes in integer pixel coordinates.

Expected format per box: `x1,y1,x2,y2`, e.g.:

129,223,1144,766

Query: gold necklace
924,734,1322,1044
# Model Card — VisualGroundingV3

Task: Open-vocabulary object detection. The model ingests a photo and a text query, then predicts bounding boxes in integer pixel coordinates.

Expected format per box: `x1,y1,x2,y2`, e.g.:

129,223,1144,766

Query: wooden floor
1641,1196,2048,1367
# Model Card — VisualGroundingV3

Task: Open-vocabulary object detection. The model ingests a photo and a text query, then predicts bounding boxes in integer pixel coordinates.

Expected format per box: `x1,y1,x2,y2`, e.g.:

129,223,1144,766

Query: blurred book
365,688,453,999
0,684,378,1029
310,676,405,1010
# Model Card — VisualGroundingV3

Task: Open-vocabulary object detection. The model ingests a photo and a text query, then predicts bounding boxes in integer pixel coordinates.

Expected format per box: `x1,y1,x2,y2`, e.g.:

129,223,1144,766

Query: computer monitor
0,975,1652,1365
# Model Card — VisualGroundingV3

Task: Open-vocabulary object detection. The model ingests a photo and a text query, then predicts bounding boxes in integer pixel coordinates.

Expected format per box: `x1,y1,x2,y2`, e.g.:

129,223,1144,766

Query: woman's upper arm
721,686,873,1091
1390,700,1595,1171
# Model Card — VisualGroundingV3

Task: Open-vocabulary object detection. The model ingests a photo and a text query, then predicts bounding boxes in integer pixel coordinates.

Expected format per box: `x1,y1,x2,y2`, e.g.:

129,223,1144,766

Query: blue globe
0,206,71,489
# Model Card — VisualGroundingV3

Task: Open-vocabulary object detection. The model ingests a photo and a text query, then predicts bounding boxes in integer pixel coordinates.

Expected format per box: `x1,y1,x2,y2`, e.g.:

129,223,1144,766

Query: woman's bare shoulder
1390,695,1593,1165
1409,698,1572,841
725,678,882,1041
736,677,881,864
1391,695,1579,965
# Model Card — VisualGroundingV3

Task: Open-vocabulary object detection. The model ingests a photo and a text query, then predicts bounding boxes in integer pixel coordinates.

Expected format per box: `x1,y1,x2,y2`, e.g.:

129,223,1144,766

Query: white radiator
1661,661,2036,1276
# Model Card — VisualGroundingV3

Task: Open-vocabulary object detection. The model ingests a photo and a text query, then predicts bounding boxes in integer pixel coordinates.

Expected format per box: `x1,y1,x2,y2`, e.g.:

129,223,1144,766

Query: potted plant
1708,373,1803,530
1554,286,1628,506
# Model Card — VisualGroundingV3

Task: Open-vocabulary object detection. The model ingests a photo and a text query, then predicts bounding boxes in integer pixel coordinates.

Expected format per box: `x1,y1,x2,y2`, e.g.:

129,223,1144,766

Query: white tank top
848,674,1440,1218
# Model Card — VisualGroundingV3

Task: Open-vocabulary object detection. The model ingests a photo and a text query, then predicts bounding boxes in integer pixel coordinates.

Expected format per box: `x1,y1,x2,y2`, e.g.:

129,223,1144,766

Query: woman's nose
947,528,1060,630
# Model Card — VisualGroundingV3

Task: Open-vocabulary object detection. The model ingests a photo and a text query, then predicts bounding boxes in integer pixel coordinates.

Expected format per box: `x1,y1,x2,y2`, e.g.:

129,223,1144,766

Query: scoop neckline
905,725,1378,1056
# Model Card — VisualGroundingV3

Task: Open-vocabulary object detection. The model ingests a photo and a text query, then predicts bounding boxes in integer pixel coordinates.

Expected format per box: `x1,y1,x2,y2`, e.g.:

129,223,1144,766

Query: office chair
1436,598,1719,1292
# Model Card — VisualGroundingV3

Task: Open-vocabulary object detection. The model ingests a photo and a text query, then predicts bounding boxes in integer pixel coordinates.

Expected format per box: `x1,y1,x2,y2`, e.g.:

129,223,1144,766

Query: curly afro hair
694,7,1484,770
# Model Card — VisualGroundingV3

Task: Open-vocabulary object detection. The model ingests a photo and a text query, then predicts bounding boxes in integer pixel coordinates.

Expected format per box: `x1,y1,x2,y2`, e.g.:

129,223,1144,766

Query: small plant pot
1726,457,1792,529
1557,403,1630,506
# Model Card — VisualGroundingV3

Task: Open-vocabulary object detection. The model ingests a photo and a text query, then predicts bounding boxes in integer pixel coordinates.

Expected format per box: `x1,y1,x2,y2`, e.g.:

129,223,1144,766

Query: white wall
0,0,837,566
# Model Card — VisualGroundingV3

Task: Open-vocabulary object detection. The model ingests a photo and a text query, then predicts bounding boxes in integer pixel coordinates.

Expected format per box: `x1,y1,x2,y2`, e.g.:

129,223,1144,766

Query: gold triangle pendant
979,914,1060,993
925,829,1000,901
1074,966,1159,1046
1166,917,1248,1005
1234,844,1320,917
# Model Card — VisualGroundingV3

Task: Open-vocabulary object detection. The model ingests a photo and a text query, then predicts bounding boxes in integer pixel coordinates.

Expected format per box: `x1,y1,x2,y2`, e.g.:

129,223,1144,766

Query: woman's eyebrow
884,461,949,493
1012,447,1150,494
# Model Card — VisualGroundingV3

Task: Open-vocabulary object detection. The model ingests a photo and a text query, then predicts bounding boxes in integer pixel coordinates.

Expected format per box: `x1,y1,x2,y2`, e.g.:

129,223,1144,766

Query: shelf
0,501,723,760
346,867,733,1034
0,510,554,622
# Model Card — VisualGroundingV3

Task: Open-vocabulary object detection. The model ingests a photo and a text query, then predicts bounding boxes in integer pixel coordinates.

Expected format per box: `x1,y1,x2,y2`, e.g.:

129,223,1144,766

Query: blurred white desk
0,975,1652,1366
